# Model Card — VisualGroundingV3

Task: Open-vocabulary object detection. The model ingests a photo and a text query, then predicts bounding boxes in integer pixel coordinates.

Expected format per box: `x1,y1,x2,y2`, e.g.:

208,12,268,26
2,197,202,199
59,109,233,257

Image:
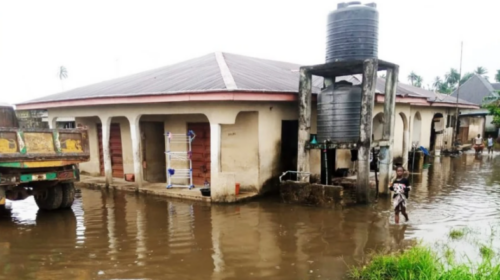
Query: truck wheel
60,182,76,209
34,185,63,211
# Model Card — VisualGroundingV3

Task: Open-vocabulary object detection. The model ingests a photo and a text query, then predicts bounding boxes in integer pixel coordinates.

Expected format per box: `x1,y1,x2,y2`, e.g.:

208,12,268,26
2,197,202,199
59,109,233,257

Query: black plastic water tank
317,81,362,143
326,2,379,63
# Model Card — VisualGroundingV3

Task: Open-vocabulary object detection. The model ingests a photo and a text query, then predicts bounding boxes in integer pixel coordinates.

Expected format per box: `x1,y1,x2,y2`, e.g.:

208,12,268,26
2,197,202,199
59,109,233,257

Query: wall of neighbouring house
466,116,486,142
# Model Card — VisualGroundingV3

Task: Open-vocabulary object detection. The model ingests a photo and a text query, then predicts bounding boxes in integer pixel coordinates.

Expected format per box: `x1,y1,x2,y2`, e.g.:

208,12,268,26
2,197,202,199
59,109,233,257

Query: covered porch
46,101,297,202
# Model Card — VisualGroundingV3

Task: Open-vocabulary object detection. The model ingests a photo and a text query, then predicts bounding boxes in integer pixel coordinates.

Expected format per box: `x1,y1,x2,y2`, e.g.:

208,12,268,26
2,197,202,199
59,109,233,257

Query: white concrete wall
75,117,100,176
221,112,259,191
466,116,486,140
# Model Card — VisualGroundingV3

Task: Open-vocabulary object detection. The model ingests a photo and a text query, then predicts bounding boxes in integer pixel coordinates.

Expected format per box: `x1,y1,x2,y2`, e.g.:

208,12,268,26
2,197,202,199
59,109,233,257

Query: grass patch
480,245,494,259
349,245,500,280
449,228,468,240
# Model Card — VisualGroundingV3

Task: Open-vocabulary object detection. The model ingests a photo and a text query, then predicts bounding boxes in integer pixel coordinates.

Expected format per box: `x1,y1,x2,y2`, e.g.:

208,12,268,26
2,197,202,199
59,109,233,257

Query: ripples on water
1,154,499,279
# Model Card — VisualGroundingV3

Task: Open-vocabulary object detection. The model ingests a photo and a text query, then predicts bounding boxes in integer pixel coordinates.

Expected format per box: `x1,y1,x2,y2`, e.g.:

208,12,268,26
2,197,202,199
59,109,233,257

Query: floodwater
1,154,500,280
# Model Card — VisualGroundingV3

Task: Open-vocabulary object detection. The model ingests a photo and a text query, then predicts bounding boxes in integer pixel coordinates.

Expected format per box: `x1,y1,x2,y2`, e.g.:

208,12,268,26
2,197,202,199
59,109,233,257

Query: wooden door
459,127,469,144
97,123,124,178
188,123,211,186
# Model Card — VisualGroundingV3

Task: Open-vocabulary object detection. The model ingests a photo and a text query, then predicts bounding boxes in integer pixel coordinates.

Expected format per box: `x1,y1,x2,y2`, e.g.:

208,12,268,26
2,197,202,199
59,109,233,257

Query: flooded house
16,52,478,201
450,74,499,142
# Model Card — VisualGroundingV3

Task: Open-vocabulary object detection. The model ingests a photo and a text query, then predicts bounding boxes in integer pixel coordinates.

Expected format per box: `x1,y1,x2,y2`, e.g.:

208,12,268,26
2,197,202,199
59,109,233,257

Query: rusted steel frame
303,59,396,77
297,67,312,182
379,66,399,194
357,59,378,204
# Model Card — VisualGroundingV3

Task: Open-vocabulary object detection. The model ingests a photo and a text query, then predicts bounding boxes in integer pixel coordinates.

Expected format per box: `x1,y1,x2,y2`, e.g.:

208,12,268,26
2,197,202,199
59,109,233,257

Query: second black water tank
317,82,362,143
325,2,379,63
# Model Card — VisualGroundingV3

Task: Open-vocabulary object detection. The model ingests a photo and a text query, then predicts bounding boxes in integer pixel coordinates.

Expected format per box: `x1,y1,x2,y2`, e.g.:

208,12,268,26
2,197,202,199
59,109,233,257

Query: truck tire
60,182,75,209
34,185,63,211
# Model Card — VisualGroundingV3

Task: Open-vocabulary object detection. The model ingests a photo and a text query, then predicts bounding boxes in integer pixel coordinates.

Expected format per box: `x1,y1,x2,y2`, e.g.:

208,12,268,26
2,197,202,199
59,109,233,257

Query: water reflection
0,154,499,279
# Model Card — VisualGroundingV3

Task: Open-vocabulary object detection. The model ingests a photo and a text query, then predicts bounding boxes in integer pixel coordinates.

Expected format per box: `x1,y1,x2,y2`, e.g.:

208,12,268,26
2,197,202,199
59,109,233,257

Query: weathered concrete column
357,59,378,203
297,68,312,182
402,128,410,169
100,116,113,186
48,116,57,129
379,66,399,194
128,115,143,189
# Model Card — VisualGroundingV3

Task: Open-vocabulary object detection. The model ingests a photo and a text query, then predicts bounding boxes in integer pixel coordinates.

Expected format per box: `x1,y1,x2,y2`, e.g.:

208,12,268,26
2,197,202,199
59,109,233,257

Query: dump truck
0,103,89,210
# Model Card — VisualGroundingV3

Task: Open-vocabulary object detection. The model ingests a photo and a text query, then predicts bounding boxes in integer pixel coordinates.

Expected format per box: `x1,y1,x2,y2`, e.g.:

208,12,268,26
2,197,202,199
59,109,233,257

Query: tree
474,66,488,76
59,66,68,91
414,75,423,88
495,70,500,83
433,77,442,89
445,68,460,90
407,71,418,86
460,72,473,85
486,101,500,126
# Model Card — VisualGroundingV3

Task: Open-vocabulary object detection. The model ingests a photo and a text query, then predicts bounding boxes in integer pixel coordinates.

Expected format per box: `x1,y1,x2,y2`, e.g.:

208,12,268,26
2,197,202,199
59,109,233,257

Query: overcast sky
1,0,499,105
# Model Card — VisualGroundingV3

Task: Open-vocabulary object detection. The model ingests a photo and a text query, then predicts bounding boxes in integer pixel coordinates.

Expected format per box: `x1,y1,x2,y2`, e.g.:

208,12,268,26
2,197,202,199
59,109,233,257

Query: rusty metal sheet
23,132,56,154
60,133,83,153
0,132,18,153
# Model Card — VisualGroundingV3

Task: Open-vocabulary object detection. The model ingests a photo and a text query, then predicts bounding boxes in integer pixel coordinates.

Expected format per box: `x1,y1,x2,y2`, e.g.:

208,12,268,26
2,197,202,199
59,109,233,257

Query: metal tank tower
296,2,399,203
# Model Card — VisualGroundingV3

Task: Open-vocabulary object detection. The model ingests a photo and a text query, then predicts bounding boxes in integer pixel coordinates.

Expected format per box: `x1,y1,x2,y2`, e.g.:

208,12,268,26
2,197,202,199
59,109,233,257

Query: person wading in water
390,166,410,224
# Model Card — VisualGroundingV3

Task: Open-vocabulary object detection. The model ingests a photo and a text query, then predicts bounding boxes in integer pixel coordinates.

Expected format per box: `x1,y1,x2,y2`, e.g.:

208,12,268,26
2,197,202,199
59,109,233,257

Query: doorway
188,123,211,186
280,121,298,180
140,122,167,183
97,123,124,178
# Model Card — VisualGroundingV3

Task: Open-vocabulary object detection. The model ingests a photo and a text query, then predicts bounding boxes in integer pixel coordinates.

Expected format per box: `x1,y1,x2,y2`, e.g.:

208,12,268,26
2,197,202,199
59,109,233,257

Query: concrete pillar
297,68,312,182
357,59,378,203
379,66,399,194
402,129,410,169
128,115,143,189
48,117,57,129
100,116,113,186
210,123,221,177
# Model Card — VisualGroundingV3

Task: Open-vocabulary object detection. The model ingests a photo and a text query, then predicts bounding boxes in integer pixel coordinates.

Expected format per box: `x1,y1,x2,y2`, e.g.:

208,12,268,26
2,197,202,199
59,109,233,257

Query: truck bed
0,127,90,168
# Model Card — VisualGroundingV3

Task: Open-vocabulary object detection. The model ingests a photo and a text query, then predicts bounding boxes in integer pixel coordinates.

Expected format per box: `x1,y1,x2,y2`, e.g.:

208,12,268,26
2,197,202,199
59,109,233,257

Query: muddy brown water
1,154,500,280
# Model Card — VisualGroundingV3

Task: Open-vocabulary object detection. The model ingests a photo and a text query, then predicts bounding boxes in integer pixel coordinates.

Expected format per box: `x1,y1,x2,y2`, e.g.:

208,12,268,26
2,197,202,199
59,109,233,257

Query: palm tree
414,75,423,88
445,68,460,88
474,66,488,76
407,71,418,86
496,70,500,83
433,77,442,90
59,66,68,91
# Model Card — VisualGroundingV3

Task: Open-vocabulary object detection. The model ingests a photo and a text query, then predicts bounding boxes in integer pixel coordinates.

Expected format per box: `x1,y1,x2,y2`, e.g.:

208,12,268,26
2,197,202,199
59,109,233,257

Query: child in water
390,166,410,224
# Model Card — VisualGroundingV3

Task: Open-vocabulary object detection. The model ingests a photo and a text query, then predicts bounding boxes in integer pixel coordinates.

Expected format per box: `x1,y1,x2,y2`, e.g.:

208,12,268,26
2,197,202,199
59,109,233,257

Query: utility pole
454,42,464,143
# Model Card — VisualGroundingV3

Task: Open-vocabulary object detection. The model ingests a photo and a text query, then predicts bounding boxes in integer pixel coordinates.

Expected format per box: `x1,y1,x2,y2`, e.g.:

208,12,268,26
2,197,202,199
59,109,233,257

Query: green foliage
349,227,500,280
495,70,500,83
349,245,500,280
407,71,423,88
449,228,468,240
486,102,500,126
474,66,488,76
460,72,473,85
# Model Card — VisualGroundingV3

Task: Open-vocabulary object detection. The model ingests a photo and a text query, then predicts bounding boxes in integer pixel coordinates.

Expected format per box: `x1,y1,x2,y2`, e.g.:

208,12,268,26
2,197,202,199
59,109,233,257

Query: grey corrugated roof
20,52,324,105
450,74,496,105
19,52,478,108
492,83,500,91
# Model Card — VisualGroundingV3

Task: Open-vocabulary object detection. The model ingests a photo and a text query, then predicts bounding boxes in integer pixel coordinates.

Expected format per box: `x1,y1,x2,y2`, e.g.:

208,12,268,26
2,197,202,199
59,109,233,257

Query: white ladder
165,130,196,190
